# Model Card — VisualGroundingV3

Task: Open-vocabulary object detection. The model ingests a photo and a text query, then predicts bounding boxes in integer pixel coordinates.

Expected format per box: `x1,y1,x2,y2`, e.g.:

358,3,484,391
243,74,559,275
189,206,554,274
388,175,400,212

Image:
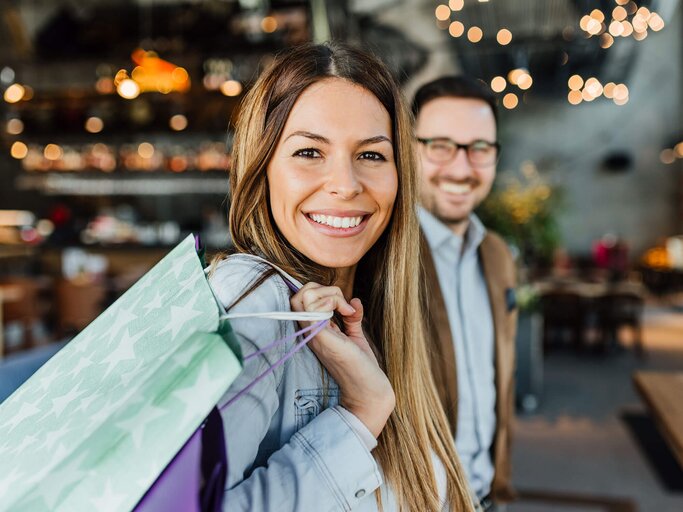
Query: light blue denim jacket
210,254,413,511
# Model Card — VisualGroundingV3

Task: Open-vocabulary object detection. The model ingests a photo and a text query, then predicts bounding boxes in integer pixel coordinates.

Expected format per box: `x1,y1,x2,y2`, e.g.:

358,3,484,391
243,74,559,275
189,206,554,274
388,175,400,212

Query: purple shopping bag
134,407,227,512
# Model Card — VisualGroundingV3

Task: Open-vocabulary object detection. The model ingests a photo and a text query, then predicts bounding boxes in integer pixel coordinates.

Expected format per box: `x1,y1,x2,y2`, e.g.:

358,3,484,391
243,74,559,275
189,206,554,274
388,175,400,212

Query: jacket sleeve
210,259,383,512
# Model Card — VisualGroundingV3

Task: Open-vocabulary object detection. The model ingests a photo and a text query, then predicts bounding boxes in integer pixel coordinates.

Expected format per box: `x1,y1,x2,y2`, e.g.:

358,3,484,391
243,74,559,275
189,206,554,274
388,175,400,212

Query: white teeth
309,214,363,228
440,182,472,195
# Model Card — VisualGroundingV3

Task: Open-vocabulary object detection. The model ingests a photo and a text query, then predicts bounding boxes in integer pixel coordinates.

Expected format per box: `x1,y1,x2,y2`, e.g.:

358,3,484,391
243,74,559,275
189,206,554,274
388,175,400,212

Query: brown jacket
421,230,517,502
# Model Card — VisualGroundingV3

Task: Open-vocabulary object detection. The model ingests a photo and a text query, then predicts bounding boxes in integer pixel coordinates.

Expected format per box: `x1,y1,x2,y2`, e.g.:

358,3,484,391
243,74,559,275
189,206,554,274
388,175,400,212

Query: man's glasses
416,137,500,167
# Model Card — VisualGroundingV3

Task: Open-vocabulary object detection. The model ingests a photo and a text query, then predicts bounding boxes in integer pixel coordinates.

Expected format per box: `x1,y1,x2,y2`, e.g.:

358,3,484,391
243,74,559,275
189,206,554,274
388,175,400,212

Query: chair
596,291,645,357
55,279,107,337
0,277,42,355
539,290,585,351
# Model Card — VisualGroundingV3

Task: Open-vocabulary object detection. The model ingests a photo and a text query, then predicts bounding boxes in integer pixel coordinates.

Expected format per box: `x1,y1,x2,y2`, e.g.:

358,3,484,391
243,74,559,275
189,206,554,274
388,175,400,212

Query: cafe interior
0,0,682,510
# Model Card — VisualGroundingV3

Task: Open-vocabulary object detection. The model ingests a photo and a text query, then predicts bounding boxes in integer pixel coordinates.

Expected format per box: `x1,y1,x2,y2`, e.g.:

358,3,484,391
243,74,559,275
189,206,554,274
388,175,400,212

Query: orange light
508,68,527,85
4,83,25,103
449,0,464,11
491,76,506,93
169,114,188,131
613,84,629,101
449,21,465,37
435,5,451,21
502,93,518,109
467,26,483,43
590,9,605,23
138,142,155,159
568,75,584,90
609,20,624,36
261,16,278,33
497,29,512,45
117,79,140,99
603,82,616,98
612,6,627,21
10,141,28,159
648,13,665,32
44,144,63,161
220,80,243,97
568,90,583,105
673,142,683,158
85,117,104,133
621,21,634,37
517,73,533,90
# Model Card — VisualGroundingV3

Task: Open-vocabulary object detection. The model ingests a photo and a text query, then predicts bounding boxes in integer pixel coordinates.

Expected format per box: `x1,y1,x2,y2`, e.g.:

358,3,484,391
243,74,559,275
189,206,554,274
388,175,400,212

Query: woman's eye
359,151,386,161
293,148,320,158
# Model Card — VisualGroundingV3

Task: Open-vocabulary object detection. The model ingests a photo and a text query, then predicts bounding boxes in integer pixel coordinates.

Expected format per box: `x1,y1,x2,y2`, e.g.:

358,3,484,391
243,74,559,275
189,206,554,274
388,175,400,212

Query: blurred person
412,76,518,511
210,43,475,511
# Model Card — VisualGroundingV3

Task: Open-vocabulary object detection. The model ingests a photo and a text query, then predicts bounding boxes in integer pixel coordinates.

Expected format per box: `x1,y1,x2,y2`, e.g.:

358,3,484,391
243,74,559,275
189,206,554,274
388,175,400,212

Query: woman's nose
323,159,363,199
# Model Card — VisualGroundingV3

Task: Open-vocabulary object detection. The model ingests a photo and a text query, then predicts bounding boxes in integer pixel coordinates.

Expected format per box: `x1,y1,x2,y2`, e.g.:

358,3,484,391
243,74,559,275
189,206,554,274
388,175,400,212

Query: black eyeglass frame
416,137,501,166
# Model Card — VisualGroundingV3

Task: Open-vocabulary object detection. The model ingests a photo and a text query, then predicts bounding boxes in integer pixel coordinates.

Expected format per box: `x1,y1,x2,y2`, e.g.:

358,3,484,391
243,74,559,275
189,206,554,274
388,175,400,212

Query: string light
467,26,483,43
3,83,25,103
85,117,104,133
568,90,583,105
568,75,584,91
502,93,518,109
449,21,465,37
435,5,451,21
497,29,512,45
490,76,506,93
10,141,28,159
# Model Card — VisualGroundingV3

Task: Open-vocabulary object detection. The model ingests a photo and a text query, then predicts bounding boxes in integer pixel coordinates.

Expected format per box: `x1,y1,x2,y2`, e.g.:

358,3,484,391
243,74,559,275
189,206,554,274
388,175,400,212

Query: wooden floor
508,306,683,512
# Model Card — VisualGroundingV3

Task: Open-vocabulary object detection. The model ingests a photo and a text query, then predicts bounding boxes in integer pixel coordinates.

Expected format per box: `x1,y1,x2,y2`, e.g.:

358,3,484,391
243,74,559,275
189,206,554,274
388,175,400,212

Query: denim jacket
210,254,412,511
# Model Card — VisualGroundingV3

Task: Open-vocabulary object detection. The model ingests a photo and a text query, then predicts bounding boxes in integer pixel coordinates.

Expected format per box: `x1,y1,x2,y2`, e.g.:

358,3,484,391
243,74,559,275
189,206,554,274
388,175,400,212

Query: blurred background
0,1,681,510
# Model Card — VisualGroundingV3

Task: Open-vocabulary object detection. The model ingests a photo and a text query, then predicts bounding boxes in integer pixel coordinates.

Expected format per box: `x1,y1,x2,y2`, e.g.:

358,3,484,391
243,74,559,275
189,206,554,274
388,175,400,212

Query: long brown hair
228,41,474,511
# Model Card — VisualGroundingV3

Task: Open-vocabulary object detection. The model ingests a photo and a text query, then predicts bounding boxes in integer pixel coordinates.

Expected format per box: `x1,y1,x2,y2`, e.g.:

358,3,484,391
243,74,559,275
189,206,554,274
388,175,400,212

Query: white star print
171,361,216,430
157,295,203,341
142,290,165,314
51,385,88,419
89,480,130,511
5,401,42,432
100,327,149,379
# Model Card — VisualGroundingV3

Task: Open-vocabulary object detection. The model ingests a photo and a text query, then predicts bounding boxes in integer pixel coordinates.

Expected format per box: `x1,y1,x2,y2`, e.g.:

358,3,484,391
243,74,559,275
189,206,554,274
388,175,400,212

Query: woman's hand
290,283,395,438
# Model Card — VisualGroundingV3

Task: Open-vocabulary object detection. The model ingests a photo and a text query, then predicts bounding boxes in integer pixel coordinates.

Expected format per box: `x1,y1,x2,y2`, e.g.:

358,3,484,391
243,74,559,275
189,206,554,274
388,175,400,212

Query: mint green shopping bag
0,235,241,512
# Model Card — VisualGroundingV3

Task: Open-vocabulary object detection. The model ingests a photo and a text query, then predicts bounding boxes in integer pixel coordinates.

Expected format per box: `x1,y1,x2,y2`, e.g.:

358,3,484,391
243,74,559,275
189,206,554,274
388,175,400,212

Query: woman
210,42,474,511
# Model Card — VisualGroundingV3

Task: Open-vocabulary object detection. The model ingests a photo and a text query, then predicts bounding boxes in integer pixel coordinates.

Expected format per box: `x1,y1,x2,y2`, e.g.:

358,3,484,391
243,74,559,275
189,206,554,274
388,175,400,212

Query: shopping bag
0,235,241,511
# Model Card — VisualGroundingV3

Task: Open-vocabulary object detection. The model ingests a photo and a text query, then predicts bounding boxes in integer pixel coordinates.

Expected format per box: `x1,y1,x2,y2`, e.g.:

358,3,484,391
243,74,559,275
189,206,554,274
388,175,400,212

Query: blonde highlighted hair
228,42,474,511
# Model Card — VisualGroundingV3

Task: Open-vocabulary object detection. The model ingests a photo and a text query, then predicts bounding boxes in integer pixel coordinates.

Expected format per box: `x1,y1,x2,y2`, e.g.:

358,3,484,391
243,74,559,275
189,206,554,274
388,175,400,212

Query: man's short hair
411,75,498,124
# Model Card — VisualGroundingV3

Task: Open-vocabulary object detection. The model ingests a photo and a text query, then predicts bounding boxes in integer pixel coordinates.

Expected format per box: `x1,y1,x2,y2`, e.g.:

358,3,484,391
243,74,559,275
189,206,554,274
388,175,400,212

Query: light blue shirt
419,207,496,500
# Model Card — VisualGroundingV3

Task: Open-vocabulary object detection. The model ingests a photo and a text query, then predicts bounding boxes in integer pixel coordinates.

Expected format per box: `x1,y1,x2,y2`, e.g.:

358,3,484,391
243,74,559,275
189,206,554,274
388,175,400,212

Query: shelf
15,174,229,196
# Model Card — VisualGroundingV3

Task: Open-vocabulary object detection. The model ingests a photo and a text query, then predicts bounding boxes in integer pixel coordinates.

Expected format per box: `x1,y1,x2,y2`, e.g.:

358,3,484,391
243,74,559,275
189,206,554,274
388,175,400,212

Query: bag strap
217,254,330,411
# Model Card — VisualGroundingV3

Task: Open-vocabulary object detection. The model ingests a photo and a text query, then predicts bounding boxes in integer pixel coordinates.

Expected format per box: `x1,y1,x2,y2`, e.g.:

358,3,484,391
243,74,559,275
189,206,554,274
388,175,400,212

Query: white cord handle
220,311,332,321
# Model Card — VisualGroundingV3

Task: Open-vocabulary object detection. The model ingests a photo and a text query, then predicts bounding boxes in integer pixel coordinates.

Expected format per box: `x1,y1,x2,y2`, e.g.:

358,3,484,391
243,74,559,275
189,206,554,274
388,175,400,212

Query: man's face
415,97,497,233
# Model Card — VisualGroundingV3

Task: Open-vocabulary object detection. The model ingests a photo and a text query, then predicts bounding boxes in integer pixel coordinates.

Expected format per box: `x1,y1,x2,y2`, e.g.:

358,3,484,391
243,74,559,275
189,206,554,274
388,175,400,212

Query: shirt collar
418,206,487,256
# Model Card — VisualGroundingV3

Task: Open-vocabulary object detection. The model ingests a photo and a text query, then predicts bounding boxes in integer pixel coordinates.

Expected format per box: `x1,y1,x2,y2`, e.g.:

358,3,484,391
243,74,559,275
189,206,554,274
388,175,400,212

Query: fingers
290,284,356,316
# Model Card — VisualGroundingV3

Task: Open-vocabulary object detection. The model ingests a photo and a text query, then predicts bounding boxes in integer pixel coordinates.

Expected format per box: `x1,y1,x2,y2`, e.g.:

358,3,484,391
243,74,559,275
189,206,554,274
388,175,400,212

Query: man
412,76,517,511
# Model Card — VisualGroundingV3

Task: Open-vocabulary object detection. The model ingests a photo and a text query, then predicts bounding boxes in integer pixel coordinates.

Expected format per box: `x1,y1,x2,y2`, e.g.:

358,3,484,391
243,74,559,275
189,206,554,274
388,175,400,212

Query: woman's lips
304,212,370,237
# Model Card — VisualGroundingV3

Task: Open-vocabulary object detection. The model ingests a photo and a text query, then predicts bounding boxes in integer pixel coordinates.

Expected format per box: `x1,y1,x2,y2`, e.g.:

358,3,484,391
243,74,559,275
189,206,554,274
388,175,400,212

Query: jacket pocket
294,388,341,430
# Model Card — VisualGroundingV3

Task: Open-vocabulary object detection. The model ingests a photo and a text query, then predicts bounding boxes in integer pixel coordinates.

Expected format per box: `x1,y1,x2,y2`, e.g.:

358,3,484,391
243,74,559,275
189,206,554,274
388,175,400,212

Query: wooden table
633,371,683,469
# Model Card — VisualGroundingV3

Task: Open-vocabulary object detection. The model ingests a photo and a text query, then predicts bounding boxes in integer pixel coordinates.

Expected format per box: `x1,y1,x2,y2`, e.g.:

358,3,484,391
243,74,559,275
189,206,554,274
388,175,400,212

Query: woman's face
267,78,398,270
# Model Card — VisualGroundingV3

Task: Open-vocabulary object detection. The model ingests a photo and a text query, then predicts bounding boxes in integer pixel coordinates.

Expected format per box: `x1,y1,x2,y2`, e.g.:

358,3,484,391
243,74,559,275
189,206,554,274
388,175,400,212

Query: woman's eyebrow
284,131,329,143
359,135,392,146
